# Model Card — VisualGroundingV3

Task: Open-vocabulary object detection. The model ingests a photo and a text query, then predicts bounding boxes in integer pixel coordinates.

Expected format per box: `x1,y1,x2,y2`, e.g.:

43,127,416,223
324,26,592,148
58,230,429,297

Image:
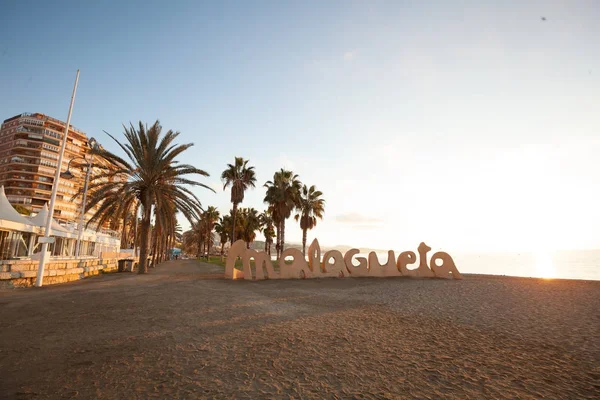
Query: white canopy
28,203,68,233
0,185,32,225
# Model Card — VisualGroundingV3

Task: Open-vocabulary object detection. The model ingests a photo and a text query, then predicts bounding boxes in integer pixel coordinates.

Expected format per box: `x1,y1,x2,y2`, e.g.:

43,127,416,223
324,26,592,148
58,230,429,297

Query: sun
535,251,556,279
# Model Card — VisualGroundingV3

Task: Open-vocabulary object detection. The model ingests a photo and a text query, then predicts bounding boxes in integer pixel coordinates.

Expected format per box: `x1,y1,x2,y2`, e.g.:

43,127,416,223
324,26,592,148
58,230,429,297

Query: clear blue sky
1,1,599,252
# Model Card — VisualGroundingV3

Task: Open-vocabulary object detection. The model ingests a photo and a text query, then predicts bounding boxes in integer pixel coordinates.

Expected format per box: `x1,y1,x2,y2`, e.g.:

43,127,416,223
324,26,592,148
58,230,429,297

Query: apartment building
0,112,107,224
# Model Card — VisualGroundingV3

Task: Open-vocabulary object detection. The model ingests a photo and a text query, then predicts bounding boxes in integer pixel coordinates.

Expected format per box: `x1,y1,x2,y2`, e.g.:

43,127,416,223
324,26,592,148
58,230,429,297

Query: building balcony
13,142,43,151
7,158,40,166
16,126,43,135
6,196,32,204
20,118,44,127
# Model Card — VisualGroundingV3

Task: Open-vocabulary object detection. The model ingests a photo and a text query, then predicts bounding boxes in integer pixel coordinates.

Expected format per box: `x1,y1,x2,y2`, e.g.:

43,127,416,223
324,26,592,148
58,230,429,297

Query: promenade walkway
0,260,598,399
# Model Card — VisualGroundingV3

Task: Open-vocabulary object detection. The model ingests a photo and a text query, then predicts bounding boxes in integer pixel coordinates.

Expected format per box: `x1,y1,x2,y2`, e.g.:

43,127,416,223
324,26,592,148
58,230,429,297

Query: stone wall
0,258,119,288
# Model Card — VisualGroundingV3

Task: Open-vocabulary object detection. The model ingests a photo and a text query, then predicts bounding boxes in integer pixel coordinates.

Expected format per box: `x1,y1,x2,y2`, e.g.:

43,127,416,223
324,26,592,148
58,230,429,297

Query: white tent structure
28,203,68,233
0,186,120,260
0,186,33,228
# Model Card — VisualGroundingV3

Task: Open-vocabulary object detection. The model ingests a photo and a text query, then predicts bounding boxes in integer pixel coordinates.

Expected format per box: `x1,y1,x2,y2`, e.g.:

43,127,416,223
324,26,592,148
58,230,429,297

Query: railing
42,143,59,152
43,129,62,140
38,166,55,176
10,157,39,165
7,174,31,180
14,141,42,150
16,126,42,134
44,115,86,135
6,196,32,204
6,182,33,189
20,118,44,127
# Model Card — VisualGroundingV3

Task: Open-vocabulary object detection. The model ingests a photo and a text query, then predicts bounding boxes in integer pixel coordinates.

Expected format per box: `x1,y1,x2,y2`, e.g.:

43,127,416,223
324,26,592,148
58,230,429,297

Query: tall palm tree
117,200,138,249
264,169,302,258
84,121,214,274
214,215,230,257
294,185,325,255
259,210,275,254
221,157,257,244
239,207,261,249
202,206,220,259
182,229,198,256
192,216,207,258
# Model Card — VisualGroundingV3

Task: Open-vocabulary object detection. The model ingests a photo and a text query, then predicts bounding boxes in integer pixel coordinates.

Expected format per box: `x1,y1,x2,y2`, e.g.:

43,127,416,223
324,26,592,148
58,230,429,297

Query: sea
271,249,600,281
355,249,600,281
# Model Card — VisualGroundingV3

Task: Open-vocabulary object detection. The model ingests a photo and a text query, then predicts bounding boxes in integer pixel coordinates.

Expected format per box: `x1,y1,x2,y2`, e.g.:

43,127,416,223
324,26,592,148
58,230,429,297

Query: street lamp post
35,70,80,288
61,137,97,257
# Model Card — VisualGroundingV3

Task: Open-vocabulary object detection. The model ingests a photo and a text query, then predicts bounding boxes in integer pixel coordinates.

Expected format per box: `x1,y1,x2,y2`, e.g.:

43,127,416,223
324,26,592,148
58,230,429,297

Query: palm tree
84,121,214,274
191,216,207,258
264,169,302,258
260,210,275,254
118,200,138,249
294,185,325,255
202,206,220,259
173,222,183,249
239,207,261,249
182,229,198,256
152,203,178,266
221,157,257,244
214,215,230,257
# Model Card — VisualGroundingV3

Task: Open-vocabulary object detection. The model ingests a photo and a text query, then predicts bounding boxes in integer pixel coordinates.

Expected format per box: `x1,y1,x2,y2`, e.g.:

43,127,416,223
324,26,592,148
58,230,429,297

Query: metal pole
35,70,80,287
75,158,91,257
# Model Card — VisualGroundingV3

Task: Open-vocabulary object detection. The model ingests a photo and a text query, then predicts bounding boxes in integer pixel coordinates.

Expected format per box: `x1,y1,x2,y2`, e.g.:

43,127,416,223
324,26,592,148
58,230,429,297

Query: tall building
0,112,102,224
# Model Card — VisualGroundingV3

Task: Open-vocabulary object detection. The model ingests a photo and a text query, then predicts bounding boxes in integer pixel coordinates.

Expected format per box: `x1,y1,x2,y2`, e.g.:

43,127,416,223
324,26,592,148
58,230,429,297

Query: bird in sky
541,17,546,21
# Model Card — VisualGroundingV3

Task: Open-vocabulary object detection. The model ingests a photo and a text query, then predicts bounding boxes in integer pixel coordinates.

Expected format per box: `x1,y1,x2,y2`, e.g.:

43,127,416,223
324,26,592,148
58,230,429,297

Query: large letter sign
224,240,463,280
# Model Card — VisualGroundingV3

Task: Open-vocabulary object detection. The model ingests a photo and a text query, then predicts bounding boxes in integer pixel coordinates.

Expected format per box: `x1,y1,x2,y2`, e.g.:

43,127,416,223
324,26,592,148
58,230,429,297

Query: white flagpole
35,70,80,287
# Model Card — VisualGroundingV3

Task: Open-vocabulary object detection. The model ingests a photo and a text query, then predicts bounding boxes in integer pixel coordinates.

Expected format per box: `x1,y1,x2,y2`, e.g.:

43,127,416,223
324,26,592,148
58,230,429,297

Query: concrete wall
0,258,119,288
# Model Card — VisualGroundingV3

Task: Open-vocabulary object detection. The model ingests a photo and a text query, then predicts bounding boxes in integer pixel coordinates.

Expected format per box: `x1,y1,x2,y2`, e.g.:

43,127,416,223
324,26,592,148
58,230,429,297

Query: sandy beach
0,260,598,399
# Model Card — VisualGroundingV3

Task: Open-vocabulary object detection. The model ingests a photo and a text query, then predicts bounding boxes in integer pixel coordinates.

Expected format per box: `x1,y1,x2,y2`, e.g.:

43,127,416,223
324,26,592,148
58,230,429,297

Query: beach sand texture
0,260,598,399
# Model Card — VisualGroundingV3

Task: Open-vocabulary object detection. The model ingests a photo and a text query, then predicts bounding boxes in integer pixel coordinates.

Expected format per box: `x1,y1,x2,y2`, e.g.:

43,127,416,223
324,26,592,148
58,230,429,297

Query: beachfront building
0,186,120,260
0,112,106,224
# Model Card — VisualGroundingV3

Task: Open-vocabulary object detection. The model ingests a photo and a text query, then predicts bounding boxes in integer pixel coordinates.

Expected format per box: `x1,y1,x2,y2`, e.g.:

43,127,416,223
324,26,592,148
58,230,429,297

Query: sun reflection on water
535,251,556,279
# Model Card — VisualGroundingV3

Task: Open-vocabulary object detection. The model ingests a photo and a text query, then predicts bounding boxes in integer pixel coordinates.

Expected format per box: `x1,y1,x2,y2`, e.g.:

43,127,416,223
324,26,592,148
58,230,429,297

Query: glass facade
0,230,34,259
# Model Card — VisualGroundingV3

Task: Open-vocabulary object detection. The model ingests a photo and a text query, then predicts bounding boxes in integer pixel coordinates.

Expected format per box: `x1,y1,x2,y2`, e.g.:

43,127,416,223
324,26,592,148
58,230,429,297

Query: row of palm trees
196,158,325,257
82,121,324,274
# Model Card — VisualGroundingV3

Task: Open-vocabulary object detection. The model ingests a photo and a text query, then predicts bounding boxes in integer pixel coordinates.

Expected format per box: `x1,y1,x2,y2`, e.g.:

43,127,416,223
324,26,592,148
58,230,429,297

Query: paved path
0,260,598,399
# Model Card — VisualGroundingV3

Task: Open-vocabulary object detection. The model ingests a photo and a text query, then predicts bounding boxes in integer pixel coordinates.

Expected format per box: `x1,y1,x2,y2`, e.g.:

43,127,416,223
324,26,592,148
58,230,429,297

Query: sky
0,0,599,253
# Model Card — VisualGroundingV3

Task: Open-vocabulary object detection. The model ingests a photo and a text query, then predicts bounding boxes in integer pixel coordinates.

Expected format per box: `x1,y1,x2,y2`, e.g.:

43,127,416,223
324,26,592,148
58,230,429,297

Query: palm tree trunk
281,219,286,254
197,238,202,259
231,203,238,244
151,229,158,268
206,229,211,260
133,211,139,256
138,198,152,274
170,235,174,260
302,228,307,256
264,240,267,252
166,235,170,261
121,211,129,249
275,223,281,258
156,234,161,264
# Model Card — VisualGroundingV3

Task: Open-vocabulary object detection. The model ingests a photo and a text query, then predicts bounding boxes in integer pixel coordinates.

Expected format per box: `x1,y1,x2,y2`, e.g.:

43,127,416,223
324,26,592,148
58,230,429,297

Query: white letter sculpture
224,239,462,280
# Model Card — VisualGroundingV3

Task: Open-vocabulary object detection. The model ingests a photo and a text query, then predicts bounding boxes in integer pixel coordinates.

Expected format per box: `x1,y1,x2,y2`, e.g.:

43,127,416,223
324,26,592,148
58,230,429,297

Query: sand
0,260,598,399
